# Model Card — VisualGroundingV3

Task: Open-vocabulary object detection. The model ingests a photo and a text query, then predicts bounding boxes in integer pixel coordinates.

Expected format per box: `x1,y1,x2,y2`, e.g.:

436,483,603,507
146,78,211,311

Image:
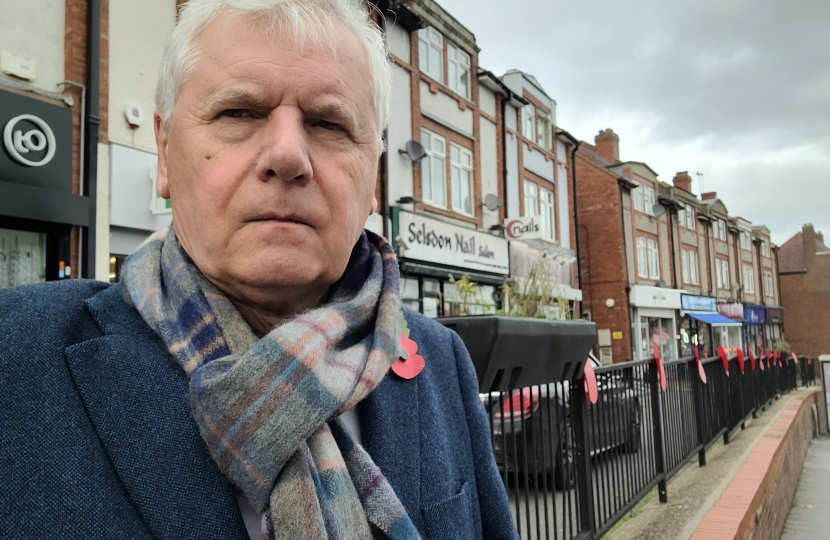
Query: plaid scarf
121,227,420,540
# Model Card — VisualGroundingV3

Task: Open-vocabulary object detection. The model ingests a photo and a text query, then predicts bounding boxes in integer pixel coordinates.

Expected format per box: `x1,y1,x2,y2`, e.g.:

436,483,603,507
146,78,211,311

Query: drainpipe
81,0,101,279
570,141,582,318
704,219,713,296
732,230,743,303
500,94,509,220
619,183,634,361
667,205,677,289
756,239,767,351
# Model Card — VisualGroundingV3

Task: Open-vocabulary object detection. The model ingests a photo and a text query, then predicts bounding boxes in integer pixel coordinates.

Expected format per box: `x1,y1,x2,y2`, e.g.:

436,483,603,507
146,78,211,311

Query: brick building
0,0,107,288
576,130,785,363
779,224,830,357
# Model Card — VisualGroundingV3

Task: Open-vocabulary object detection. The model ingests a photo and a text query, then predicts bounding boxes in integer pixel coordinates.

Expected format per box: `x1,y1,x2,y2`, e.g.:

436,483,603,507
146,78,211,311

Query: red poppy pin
391,313,425,379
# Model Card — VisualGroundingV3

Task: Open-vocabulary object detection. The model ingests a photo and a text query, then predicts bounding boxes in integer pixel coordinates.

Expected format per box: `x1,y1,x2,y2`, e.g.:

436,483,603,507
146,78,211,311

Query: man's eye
314,120,343,131
220,109,252,119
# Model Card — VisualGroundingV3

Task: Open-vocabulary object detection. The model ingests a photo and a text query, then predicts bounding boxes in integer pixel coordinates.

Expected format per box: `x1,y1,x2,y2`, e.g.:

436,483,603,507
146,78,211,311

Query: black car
481,354,642,489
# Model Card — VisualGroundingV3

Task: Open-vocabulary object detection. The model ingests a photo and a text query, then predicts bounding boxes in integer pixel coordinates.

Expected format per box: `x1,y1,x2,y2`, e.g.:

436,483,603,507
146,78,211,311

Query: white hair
155,0,390,151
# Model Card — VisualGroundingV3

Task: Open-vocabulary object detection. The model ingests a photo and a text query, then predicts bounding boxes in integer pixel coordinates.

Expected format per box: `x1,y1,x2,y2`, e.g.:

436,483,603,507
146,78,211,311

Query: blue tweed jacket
0,280,517,540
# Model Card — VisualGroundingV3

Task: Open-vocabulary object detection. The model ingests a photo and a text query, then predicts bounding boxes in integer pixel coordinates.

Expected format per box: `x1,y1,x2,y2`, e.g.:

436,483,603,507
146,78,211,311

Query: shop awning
687,312,742,327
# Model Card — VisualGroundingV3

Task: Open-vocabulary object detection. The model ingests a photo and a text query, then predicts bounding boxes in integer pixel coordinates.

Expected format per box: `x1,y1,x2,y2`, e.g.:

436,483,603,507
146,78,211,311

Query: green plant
447,274,492,316
772,340,791,352
501,262,574,320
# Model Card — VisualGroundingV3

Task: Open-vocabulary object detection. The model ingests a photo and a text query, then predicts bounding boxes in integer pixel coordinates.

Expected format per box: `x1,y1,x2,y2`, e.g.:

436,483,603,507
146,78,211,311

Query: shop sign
681,295,716,312
508,240,574,287
396,210,509,275
767,307,784,325
503,215,543,240
717,300,744,322
629,285,682,309
744,306,766,325
0,88,72,192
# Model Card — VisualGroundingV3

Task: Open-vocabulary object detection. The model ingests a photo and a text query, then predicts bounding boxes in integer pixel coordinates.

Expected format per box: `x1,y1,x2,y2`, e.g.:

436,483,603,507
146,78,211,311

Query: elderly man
0,0,517,539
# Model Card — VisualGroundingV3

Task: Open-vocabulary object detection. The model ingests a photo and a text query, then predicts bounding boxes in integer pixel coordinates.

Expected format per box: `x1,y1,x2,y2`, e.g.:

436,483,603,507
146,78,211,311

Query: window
761,240,770,257
681,204,695,229
522,105,535,140
682,249,699,285
764,271,774,297
716,258,730,290
447,43,470,99
524,180,538,217
713,219,727,241
637,237,648,278
450,143,473,215
418,27,443,83
420,129,446,207
647,239,660,279
743,264,755,293
540,187,555,240
536,113,552,151
740,231,752,250
633,185,656,215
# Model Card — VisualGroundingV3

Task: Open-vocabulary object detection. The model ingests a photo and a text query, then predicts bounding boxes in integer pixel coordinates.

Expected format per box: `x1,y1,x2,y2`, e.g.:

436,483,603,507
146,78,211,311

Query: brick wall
691,390,826,540
575,152,631,362
65,0,109,278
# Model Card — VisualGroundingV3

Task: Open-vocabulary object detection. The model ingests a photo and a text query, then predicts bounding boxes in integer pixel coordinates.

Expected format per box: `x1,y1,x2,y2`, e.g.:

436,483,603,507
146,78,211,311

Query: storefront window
713,326,742,354
745,325,765,356
641,316,675,361
0,228,47,290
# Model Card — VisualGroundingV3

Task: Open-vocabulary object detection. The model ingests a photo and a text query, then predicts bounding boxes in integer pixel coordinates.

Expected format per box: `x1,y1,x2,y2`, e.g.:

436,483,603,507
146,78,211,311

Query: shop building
678,294,740,357
0,0,107,287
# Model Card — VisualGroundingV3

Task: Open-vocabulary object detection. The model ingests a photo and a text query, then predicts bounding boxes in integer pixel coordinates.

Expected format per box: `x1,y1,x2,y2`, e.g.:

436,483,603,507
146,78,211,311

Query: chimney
594,128,619,163
701,192,717,201
672,171,693,193
817,231,825,245
803,224,817,268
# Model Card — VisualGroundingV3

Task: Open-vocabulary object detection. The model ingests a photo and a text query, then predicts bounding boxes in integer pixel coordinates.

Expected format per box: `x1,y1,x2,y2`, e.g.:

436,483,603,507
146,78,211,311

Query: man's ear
371,196,379,216
154,112,171,199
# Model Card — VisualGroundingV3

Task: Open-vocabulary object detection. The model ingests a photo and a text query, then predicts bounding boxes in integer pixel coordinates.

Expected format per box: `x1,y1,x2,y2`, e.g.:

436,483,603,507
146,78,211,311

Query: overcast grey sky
439,0,830,245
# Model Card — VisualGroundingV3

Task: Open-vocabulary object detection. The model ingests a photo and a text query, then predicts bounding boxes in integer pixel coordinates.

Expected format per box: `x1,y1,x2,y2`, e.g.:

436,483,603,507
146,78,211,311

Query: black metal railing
483,352,817,540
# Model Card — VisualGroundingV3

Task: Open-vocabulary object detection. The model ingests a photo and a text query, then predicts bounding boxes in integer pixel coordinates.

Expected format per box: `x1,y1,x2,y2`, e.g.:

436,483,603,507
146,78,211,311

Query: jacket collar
64,283,247,540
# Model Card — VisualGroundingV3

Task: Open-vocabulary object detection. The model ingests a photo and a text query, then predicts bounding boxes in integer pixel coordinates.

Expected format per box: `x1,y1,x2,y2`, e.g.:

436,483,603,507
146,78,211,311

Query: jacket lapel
64,284,247,540
359,311,422,530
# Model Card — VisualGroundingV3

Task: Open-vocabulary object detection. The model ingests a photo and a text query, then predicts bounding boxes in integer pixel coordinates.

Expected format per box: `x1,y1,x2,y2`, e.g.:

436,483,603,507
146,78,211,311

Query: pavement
780,437,830,539
603,388,815,540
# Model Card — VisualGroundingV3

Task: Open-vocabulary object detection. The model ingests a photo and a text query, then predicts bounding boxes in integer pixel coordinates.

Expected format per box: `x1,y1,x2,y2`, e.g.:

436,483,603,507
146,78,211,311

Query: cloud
439,0,830,243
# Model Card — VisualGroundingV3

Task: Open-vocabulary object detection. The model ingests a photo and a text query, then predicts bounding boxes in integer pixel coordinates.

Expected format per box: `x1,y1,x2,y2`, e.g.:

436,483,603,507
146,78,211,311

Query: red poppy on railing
583,357,598,405
791,351,799,364
717,345,730,376
653,341,667,392
736,349,745,374
694,344,707,384
748,348,756,371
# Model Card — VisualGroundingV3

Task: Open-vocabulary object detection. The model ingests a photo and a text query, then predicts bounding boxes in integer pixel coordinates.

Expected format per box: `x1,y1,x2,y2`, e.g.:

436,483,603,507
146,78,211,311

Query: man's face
155,15,378,308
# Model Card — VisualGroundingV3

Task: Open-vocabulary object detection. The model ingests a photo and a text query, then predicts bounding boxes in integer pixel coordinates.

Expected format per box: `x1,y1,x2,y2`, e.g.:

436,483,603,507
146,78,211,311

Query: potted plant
436,263,596,393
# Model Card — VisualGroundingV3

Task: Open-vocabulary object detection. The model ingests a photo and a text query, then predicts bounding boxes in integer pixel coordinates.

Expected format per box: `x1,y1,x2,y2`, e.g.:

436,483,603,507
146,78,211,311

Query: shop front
391,208,509,318
107,144,172,281
630,285,682,361
715,300,744,354
766,307,785,350
743,305,767,356
1,88,82,289
680,295,741,357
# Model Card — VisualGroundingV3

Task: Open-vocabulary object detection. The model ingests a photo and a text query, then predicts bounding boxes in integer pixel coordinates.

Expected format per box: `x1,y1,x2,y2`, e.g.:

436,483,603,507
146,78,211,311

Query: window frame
523,179,538,218
420,128,447,208
418,27,444,83
761,240,770,257
522,105,535,140
647,238,660,279
743,264,755,293
637,237,648,278
764,271,774,297
689,250,699,284
449,142,474,215
447,42,470,100
716,258,730,290
684,204,695,229
536,112,552,151
540,186,555,240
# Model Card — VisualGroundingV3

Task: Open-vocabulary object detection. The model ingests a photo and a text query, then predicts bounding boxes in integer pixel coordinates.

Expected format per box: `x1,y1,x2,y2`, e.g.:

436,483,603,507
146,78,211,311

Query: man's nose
255,107,312,184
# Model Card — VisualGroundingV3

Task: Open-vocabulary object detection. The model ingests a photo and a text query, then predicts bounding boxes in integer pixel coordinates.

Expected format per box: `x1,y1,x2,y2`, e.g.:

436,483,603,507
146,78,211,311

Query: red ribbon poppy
694,344,707,384
653,341,667,392
717,345,730,376
808,357,813,366
791,351,799,364
583,358,598,405
736,348,745,374
392,333,425,379
748,348,756,371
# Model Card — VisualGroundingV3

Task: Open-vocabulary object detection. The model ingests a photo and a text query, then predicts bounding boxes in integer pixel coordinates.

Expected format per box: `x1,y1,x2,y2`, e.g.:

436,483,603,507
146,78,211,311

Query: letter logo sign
504,216,543,240
3,114,56,167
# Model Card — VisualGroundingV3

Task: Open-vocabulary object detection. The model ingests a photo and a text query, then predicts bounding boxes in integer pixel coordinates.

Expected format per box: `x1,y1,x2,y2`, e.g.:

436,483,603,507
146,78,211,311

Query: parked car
480,354,642,489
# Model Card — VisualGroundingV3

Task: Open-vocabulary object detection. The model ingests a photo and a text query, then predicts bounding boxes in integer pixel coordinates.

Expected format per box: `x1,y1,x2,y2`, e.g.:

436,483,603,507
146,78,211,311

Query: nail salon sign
396,210,509,275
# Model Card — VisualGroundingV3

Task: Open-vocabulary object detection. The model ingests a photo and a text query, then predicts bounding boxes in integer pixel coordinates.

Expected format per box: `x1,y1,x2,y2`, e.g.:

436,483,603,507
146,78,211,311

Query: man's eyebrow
306,101,361,130
203,88,270,112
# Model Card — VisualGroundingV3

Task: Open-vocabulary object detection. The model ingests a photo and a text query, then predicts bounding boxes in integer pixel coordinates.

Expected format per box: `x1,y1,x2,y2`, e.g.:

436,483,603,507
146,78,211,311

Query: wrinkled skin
154,14,379,332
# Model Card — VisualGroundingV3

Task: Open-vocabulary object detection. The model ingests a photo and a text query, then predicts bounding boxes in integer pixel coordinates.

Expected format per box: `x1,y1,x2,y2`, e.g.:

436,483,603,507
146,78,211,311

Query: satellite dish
656,279,668,288
398,140,427,162
482,193,502,211
652,204,666,218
